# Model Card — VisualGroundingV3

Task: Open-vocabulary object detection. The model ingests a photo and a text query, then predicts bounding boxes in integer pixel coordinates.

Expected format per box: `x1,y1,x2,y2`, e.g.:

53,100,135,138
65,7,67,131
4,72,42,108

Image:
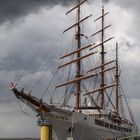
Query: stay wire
16,98,36,121
41,68,59,99
64,50,75,105
58,84,76,106
120,83,136,124
15,23,58,83
24,31,66,91
81,81,97,106
42,33,76,100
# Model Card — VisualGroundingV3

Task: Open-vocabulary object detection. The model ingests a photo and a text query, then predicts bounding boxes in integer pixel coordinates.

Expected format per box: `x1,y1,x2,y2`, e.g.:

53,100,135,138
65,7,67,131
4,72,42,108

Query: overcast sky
0,0,140,138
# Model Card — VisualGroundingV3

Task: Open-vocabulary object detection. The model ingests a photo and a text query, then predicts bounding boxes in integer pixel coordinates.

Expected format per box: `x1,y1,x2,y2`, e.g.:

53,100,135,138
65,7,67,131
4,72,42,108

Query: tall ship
10,0,138,140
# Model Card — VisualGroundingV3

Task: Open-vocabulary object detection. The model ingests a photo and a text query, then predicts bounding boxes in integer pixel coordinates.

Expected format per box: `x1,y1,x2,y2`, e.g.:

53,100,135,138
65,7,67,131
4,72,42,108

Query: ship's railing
50,102,74,111
117,135,140,140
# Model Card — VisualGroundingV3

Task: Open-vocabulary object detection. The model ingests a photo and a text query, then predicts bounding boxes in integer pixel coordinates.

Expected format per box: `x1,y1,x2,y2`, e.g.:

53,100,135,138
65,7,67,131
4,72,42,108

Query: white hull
45,112,137,140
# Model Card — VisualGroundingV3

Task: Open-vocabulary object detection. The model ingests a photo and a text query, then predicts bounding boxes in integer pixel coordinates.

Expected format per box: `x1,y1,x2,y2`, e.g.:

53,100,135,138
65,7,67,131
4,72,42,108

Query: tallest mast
57,0,92,111
76,0,81,111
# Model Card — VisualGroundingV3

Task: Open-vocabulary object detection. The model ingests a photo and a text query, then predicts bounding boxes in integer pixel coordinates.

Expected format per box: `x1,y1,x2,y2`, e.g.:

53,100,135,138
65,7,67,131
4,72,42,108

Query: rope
120,84,136,124
15,23,58,83
81,81,97,106
23,32,65,89
41,68,59,99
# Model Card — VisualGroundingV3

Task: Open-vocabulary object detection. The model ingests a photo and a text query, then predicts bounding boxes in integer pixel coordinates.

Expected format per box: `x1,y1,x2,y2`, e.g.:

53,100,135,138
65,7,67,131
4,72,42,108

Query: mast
100,2,105,109
76,0,81,111
58,0,115,111
116,42,119,112
88,1,115,109
62,0,92,111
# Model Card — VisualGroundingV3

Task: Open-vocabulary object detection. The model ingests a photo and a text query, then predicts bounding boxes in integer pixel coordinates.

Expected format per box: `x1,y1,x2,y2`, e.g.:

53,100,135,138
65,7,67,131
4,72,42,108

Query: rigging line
25,31,72,90
31,38,73,92
100,60,116,90
50,38,76,103
88,71,96,91
104,89,115,109
81,81,97,106
94,75,100,102
81,3,93,38
80,32,99,92
50,41,75,102
63,42,76,104
59,42,75,79
95,93,100,104
82,16,100,90
50,88,57,104
105,57,116,101
120,62,131,94
119,63,134,117
57,39,74,104
59,33,79,104
19,26,71,89
105,84,114,107
82,5,94,43
64,51,75,105
60,29,77,59
15,23,58,83
57,37,76,94
93,75,99,91
81,3,90,43
58,84,76,106
120,84,136,124
120,84,133,119
49,38,76,103
63,84,76,106
58,86,71,104
33,34,64,76
81,10,96,75
94,75,101,103
65,68,72,96
41,68,59,99
79,5,89,72
92,64,100,103
16,98,36,120
119,90,125,118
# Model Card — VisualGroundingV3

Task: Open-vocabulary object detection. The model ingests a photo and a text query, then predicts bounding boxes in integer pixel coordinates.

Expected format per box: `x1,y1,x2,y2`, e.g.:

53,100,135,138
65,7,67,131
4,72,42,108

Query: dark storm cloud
0,0,74,24
0,0,139,25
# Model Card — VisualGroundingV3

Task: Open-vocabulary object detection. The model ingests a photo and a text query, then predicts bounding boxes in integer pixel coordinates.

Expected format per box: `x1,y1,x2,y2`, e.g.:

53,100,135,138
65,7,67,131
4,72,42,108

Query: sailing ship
10,0,138,140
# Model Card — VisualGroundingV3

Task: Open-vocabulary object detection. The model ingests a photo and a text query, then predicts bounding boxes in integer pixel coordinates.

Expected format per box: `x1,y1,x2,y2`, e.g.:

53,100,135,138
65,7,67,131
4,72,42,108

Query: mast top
102,0,104,8
66,0,87,15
